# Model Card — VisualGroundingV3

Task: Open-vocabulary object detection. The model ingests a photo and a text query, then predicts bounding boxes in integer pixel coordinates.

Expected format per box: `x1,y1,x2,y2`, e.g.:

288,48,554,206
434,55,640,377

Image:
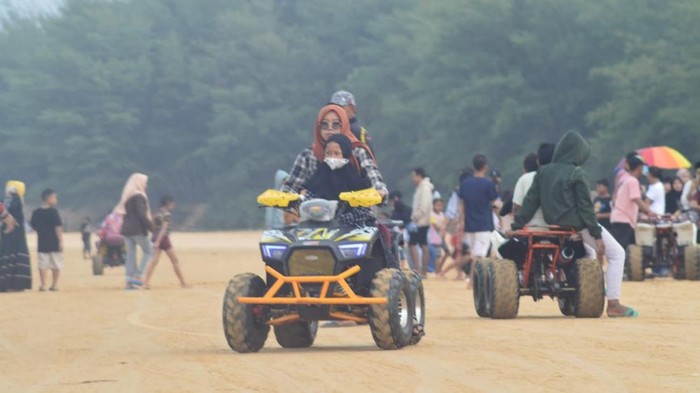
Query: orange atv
222,189,425,353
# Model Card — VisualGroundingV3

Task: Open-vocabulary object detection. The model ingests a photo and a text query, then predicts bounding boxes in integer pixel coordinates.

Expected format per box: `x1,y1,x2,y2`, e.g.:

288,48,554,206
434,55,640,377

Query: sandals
608,308,638,318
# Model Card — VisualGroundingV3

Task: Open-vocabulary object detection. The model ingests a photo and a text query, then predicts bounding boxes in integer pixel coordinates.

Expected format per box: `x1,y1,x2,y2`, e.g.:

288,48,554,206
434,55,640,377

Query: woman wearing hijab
0,181,31,292
281,104,387,197
666,176,684,215
115,173,153,290
302,134,373,226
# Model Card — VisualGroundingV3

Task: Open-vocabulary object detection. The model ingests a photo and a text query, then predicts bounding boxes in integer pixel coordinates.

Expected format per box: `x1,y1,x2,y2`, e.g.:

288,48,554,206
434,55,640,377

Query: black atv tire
558,296,575,316
685,244,700,280
573,258,605,318
486,259,519,319
473,259,492,318
222,273,270,353
369,268,414,350
626,245,645,281
407,270,425,345
92,255,104,276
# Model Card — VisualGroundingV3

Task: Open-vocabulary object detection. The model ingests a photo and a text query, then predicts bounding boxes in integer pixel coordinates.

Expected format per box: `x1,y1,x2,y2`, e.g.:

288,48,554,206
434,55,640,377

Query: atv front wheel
626,245,644,281
684,245,700,280
407,270,425,345
274,321,318,348
573,258,605,318
222,273,270,353
473,259,492,317
92,255,104,276
486,259,519,319
369,268,414,350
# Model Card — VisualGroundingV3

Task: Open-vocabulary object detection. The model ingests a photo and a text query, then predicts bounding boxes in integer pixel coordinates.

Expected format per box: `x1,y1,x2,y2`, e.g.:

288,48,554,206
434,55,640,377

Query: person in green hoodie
512,131,637,318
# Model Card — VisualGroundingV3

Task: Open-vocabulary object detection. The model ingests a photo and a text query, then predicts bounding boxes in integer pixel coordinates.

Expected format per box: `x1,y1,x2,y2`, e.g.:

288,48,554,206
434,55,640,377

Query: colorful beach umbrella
636,146,691,169
614,146,691,171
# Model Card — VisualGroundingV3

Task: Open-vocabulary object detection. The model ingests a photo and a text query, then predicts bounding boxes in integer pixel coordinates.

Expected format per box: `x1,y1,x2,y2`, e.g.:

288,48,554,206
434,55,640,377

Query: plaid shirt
282,147,388,195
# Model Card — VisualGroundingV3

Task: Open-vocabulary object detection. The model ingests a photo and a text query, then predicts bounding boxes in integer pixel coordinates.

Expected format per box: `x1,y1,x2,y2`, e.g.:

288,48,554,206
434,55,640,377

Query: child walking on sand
30,189,63,291
142,196,189,289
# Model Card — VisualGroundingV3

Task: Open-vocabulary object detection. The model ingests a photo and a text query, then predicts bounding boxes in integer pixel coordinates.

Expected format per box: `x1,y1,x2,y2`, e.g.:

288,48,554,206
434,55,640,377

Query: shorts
38,252,63,270
463,232,491,258
154,235,173,251
408,226,429,246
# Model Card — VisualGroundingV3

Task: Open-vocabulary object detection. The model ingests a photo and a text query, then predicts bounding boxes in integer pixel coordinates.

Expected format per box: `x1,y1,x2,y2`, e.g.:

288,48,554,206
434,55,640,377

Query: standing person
512,152,547,228
457,154,501,286
645,167,665,216
115,173,153,290
410,168,434,278
80,217,93,259
610,153,657,252
678,168,693,211
666,177,684,215
389,191,412,269
514,131,637,317
428,198,446,274
30,189,63,292
329,90,374,155
281,104,386,197
142,196,189,289
594,179,613,230
0,181,31,292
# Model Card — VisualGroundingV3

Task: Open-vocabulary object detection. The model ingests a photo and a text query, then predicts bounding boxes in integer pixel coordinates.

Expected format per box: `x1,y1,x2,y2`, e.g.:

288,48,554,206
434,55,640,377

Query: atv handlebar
257,188,383,209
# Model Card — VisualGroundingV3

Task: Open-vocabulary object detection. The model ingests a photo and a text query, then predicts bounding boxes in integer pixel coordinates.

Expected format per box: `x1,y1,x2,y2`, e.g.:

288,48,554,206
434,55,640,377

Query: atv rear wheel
626,245,644,281
92,255,104,276
222,273,270,353
486,259,519,319
473,259,492,317
369,268,413,350
573,258,605,318
407,270,425,345
684,245,700,280
274,321,318,348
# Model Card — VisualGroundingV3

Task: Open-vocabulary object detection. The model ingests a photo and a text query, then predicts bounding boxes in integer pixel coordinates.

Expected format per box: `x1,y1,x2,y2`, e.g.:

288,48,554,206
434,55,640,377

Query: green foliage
0,0,698,228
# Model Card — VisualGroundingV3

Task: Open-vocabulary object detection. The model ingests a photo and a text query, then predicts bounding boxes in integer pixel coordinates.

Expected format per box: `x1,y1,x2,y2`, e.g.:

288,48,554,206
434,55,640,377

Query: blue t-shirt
459,177,499,232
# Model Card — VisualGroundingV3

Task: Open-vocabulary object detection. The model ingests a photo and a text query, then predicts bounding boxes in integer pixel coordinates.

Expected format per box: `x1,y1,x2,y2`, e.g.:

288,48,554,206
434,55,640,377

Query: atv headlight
338,243,367,259
262,244,288,259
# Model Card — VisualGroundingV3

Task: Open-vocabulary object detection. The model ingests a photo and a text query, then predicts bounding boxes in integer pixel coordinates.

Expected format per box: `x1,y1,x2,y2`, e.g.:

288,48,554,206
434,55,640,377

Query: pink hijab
114,173,151,219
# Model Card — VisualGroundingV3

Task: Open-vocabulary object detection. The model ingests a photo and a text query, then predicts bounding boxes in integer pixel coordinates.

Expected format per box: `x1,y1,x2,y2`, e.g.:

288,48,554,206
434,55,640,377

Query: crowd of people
3,89,700,308
0,175,189,292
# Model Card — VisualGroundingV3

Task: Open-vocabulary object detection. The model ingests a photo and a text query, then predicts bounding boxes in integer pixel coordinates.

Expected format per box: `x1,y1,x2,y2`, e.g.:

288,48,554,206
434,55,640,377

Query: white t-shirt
512,172,547,227
645,181,665,215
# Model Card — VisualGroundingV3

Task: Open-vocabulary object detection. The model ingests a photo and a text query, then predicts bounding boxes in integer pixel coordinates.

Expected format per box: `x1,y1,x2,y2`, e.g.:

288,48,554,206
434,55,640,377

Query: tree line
0,0,698,228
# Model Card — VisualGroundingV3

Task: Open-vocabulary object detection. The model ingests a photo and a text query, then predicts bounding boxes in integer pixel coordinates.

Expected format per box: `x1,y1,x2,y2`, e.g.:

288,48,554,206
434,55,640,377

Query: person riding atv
222,132,424,352
512,130,637,318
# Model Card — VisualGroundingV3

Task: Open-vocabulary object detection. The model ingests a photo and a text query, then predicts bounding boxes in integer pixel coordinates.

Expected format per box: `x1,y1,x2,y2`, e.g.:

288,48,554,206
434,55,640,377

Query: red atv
473,227,605,319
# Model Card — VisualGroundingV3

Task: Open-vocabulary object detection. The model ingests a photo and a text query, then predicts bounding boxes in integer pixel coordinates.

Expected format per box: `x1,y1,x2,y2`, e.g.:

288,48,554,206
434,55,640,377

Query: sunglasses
320,121,342,131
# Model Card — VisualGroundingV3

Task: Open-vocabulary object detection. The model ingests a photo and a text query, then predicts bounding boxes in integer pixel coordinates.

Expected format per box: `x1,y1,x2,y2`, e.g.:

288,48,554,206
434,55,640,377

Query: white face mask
324,157,349,170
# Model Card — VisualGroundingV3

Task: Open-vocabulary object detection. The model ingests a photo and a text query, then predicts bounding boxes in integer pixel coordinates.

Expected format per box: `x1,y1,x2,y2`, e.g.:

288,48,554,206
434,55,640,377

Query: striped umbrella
636,146,691,169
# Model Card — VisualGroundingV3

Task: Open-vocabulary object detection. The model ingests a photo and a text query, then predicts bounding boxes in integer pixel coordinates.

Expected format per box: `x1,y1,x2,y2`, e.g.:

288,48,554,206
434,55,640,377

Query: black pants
610,223,635,251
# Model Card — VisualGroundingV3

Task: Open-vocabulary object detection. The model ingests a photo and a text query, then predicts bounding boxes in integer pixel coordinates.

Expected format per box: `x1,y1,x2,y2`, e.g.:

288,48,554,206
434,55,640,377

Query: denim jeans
125,235,153,282
428,244,442,273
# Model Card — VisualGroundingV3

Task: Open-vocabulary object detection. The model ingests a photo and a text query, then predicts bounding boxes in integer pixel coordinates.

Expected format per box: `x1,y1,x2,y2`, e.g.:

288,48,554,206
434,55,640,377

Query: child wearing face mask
302,134,373,226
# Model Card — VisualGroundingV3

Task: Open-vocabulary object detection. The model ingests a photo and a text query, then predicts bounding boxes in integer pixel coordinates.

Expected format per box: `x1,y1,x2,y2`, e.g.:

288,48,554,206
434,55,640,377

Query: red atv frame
473,226,605,319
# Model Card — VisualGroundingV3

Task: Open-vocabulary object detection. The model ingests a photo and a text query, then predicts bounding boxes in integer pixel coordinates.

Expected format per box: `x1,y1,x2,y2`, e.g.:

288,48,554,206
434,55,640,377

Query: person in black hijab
666,176,684,215
302,134,370,200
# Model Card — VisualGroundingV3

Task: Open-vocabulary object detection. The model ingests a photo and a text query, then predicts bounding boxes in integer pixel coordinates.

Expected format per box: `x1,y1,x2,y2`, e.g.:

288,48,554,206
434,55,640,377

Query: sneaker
128,277,143,287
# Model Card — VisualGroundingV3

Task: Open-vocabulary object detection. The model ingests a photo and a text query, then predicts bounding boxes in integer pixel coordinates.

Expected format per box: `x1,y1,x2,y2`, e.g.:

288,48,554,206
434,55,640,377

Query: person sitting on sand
512,130,637,318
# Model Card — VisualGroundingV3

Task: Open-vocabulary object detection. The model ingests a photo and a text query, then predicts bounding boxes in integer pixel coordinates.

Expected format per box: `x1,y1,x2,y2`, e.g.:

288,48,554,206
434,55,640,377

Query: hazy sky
0,0,63,20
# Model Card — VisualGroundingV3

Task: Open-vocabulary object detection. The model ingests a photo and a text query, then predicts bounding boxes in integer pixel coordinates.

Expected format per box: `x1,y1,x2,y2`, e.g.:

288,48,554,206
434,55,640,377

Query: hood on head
552,130,590,166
